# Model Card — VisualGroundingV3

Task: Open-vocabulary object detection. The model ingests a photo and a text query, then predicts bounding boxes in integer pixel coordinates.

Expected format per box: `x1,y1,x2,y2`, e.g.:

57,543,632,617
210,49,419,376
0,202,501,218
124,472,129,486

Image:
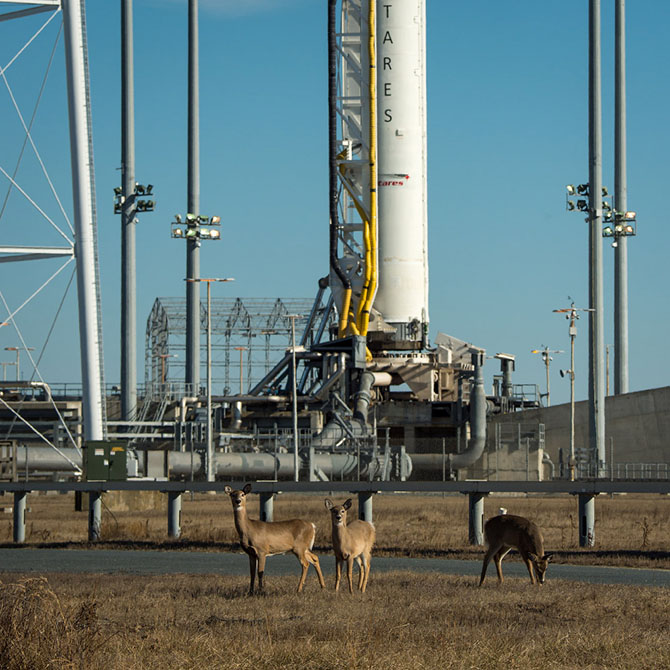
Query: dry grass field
1,491,668,568
0,570,668,670
0,492,669,669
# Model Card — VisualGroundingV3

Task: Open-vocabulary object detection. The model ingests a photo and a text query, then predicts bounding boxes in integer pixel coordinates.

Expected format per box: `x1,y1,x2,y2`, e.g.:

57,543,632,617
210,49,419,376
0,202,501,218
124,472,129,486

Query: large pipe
169,450,360,479
449,352,487,469
353,370,375,422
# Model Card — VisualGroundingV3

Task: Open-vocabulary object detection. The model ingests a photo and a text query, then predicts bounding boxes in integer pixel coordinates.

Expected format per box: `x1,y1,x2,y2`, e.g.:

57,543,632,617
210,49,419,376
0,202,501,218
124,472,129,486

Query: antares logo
379,174,410,187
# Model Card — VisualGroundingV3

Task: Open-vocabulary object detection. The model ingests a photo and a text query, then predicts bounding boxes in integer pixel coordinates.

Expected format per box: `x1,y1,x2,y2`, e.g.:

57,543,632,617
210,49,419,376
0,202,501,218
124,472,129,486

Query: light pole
172,213,221,395
287,314,300,482
554,303,593,481
531,346,563,407
4,347,35,381
0,361,16,381
185,277,234,484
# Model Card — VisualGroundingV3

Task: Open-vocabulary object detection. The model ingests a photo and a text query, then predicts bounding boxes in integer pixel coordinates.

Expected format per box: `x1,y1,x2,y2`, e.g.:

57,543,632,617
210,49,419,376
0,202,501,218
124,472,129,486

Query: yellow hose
356,0,378,337
338,288,352,337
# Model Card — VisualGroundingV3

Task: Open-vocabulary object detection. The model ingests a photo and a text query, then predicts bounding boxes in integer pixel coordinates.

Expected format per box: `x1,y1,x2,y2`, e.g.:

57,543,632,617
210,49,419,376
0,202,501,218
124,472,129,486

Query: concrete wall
488,386,670,466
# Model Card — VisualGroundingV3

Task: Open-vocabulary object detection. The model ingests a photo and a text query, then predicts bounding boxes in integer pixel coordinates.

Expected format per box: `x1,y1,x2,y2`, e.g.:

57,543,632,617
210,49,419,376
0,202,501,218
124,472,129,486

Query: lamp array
113,183,156,214
602,210,636,239
171,213,222,242
565,183,637,240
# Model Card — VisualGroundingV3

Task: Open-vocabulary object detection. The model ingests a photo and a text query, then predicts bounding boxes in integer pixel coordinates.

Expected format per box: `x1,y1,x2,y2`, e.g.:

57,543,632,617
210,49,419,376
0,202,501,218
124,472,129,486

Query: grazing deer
224,484,326,594
479,513,552,586
324,498,375,593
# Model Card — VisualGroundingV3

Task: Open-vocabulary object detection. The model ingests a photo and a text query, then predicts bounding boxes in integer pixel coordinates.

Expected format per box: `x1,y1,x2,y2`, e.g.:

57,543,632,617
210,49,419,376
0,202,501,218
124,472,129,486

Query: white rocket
330,0,428,350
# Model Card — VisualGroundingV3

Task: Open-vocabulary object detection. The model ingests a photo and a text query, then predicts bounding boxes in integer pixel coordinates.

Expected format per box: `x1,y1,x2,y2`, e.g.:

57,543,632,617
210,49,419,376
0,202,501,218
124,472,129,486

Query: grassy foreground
1,570,668,670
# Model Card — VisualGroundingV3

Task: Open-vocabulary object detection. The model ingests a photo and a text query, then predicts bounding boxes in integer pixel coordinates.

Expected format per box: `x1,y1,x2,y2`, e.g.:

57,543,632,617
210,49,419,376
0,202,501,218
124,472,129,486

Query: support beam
62,0,106,441
167,491,182,538
259,492,274,522
88,491,102,541
468,492,486,545
13,491,26,543
358,491,373,523
578,493,596,547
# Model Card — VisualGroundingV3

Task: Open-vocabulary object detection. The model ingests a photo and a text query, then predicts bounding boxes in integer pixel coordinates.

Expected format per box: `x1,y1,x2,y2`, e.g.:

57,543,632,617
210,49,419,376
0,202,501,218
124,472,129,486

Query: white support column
62,0,106,441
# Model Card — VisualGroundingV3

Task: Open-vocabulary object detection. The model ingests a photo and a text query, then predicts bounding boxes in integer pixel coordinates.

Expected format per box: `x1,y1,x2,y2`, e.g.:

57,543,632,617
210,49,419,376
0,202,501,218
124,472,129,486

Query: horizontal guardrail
1,479,669,494
2,479,668,549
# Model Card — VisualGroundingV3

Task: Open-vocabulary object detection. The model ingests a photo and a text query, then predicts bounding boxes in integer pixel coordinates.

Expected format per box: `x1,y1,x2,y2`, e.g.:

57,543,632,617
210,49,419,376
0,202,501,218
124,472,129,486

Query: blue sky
0,0,668,406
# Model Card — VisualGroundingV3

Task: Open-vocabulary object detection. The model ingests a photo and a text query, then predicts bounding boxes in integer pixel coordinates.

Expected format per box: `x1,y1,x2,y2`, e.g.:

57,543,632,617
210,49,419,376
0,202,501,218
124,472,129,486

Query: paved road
1,548,668,587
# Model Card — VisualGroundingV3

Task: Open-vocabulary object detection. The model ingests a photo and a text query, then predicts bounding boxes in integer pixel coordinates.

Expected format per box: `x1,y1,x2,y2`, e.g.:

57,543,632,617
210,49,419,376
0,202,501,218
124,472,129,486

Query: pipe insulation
168,451,361,480
449,352,487,469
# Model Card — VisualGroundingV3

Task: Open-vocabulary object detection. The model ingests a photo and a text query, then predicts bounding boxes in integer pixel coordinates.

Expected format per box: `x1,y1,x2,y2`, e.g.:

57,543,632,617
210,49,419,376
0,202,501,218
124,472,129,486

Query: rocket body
374,0,429,343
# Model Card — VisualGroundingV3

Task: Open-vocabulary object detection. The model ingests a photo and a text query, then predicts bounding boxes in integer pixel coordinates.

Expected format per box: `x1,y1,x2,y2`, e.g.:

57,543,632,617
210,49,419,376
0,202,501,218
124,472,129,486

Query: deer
478,513,552,586
324,498,375,593
224,483,326,594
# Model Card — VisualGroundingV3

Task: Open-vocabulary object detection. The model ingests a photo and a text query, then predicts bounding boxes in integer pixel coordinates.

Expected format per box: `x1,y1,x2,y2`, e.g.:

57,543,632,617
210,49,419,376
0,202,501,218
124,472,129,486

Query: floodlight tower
186,0,200,394
614,0,631,395
588,0,606,475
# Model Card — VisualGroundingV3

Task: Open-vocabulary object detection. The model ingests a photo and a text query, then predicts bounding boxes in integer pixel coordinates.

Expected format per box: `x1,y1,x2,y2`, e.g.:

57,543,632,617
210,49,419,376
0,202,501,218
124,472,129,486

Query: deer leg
479,543,500,586
356,556,364,591
248,553,257,595
306,550,326,589
360,553,371,593
296,553,310,593
257,553,267,592
346,556,355,594
335,557,343,591
520,551,536,584
494,547,511,584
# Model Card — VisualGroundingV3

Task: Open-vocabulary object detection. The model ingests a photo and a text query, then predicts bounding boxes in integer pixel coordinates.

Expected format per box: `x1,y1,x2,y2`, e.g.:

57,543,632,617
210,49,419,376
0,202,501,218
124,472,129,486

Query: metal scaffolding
145,297,334,396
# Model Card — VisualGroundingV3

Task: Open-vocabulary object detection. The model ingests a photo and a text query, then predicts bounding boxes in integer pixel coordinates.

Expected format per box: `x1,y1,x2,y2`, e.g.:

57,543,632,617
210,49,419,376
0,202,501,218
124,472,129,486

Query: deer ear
528,552,539,562
325,498,334,510
343,499,353,510
242,483,252,495
544,553,553,562
224,485,232,495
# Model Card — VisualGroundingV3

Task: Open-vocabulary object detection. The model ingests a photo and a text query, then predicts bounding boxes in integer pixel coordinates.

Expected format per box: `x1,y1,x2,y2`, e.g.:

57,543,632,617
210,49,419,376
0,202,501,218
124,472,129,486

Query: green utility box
84,441,127,481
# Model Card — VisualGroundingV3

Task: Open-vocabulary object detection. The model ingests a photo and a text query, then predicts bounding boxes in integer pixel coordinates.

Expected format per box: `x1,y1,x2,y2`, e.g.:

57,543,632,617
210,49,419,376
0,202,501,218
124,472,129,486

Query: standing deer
325,498,375,593
224,484,326,594
479,513,552,586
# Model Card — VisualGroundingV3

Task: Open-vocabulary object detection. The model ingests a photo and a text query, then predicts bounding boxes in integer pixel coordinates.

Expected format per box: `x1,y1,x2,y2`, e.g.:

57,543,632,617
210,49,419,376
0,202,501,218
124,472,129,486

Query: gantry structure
145,297,335,396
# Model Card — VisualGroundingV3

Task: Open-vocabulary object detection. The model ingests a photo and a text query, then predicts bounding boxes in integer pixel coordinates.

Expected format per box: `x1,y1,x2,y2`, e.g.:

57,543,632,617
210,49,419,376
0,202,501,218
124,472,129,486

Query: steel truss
145,296,336,396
